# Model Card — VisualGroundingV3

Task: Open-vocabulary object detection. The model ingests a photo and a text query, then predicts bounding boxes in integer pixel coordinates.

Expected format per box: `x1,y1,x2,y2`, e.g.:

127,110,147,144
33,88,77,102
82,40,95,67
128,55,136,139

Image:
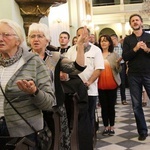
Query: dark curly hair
98,34,114,53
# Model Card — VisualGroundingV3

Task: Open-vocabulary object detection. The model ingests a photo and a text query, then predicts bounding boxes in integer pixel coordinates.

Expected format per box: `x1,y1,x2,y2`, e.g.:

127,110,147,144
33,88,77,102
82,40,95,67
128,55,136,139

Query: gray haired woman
0,19,55,149
28,22,87,149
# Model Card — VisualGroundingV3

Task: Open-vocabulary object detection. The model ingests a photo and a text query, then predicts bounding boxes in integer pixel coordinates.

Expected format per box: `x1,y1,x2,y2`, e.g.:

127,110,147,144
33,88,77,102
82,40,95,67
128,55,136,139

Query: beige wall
0,0,23,31
0,0,27,47
0,0,12,19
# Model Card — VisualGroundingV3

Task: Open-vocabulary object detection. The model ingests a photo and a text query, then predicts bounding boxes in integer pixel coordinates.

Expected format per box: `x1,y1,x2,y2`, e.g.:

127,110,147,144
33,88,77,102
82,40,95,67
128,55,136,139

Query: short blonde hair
0,19,24,44
28,23,51,44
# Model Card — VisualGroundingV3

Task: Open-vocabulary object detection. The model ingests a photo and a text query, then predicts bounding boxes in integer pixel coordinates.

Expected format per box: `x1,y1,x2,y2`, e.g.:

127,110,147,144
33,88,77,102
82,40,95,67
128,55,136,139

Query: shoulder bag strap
0,84,37,133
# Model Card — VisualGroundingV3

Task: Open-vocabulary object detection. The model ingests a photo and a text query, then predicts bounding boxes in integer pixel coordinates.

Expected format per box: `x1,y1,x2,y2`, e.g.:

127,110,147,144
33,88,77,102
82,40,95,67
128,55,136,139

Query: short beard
132,26,141,31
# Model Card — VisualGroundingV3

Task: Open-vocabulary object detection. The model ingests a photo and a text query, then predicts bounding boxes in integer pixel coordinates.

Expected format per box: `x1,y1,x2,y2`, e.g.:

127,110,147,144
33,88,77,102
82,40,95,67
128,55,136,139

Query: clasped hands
134,41,150,53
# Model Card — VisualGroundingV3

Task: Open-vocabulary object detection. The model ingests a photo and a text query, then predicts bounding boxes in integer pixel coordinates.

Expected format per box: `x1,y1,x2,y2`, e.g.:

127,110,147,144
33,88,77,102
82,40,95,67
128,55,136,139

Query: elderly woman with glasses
0,19,56,149
28,23,87,149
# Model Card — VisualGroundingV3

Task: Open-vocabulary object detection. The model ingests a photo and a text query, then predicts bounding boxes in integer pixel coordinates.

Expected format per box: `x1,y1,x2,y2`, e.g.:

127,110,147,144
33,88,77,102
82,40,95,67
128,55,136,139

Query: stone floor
94,88,150,150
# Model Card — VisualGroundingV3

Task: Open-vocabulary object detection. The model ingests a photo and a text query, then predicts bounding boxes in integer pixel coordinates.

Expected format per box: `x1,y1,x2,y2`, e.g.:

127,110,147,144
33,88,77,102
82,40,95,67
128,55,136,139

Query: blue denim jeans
128,73,150,135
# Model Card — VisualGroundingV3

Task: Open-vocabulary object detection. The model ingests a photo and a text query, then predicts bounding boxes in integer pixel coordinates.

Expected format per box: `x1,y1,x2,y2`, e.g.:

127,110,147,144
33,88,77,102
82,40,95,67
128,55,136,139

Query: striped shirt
0,59,22,117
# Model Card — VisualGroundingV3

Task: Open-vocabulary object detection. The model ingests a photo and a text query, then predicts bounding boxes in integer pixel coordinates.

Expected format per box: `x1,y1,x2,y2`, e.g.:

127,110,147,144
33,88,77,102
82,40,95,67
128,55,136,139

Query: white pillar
68,0,79,39
120,0,124,4
0,0,27,48
121,23,126,39
0,0,24,30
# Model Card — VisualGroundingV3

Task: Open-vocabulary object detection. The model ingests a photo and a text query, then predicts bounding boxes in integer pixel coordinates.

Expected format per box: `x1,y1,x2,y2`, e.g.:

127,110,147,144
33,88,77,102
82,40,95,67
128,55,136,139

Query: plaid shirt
114,43,124,63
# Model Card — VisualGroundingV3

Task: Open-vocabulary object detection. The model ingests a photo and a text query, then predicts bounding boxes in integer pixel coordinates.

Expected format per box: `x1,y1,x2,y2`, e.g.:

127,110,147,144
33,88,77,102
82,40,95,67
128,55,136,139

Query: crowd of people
0,13,150,150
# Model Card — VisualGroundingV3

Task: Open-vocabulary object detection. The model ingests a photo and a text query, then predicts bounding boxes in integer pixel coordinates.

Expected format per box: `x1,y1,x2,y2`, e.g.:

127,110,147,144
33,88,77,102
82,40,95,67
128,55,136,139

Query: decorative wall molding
15,0,67,35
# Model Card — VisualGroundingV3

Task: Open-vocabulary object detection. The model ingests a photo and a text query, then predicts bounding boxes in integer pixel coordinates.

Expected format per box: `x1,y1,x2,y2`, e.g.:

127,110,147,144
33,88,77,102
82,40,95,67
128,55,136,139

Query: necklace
136,36,141,42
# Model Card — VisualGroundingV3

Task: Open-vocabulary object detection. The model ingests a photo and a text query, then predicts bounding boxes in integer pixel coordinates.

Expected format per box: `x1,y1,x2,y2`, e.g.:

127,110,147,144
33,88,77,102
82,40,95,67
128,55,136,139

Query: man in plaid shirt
111,34,128,105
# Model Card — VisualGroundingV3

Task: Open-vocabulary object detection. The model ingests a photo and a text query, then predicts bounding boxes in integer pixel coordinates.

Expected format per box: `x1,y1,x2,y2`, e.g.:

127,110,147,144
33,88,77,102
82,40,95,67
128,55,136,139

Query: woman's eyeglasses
30,34,45,39
0,33,17,38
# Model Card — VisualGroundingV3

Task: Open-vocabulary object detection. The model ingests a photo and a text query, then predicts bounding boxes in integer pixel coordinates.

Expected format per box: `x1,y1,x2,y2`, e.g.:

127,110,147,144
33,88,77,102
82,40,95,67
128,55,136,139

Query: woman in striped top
0,19,55,149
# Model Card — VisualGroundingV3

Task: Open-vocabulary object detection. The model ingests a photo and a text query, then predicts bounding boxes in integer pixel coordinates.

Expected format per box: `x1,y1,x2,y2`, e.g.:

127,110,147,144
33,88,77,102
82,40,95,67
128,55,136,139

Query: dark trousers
88,96,97,132
128,73,150,135
0,117,10,150
98,88,117,127
119,63,126,101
